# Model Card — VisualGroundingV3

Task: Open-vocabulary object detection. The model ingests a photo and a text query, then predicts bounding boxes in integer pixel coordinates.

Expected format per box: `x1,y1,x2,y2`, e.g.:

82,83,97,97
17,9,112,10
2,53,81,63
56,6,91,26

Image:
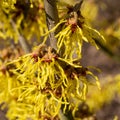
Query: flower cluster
45,5,105,61
0,1,105,120
0,44,100,120
0,0,46,42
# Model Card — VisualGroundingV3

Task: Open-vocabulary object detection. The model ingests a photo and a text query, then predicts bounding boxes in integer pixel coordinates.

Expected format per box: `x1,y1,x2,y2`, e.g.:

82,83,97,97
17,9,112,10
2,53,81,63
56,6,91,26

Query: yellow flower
2,44,100,119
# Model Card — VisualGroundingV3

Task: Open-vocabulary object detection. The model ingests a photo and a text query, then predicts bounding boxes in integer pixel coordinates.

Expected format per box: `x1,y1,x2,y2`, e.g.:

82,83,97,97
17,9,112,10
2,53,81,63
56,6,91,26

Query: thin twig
93,38,120,62
10,19,31,53
44,0,59,50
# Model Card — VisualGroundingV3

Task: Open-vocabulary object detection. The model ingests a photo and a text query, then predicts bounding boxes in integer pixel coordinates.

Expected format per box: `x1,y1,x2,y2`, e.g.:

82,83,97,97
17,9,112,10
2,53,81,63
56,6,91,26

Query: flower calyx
64,64,88,79
32,44,58,63
66,5,84,33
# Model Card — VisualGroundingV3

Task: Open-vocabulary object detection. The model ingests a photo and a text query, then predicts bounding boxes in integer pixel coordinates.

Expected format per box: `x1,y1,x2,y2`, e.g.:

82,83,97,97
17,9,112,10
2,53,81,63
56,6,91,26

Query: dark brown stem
44,0,59,50
10,19,31,53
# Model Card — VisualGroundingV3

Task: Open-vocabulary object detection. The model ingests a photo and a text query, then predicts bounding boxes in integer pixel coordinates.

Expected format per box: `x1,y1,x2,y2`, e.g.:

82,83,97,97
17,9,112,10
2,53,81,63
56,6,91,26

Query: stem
44,0,59,50
10,19,31,53
18,34,31,53
93,38,120,61
44,1,74,119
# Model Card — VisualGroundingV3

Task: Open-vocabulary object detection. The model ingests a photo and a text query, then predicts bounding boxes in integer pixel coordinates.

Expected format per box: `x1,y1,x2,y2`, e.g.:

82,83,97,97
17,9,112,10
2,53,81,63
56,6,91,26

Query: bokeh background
0,0,120,120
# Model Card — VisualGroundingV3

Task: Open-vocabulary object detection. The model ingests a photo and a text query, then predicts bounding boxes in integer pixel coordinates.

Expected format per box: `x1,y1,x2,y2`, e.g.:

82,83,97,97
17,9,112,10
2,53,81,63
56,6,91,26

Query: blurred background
81,0,120,120
0,0,120,120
